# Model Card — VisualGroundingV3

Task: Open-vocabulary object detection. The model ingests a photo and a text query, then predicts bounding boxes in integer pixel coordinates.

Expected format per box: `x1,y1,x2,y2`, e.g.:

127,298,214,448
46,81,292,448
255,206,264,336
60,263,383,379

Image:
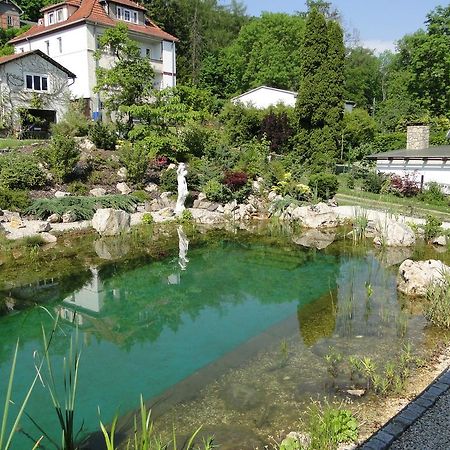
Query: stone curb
358,368,450,450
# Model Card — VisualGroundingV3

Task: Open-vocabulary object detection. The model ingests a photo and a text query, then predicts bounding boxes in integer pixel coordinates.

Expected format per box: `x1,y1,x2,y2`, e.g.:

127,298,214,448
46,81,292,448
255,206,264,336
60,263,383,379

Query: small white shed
231,86,297,109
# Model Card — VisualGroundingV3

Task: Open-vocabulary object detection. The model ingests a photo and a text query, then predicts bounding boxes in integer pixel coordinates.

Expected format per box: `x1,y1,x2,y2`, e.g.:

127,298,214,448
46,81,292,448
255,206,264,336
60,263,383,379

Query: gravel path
390,389,450,449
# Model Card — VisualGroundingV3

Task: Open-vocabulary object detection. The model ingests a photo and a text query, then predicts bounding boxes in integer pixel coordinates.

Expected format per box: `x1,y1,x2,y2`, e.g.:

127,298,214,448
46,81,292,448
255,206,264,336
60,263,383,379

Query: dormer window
57,9,64,22
46,8,65,26
116,6,138,23
48,12,55,25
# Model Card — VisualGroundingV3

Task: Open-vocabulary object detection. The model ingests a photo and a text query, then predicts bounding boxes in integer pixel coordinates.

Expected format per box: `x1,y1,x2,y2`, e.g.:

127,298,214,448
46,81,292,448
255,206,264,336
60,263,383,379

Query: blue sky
229,0,444,53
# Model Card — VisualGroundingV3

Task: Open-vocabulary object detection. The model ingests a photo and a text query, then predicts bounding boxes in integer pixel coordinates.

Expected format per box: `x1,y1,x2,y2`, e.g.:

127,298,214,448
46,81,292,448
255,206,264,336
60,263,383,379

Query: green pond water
0,227,444,449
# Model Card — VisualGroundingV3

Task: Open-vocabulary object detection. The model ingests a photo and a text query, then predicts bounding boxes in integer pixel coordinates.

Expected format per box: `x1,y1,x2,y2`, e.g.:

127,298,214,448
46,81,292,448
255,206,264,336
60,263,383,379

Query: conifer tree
294,7,344,172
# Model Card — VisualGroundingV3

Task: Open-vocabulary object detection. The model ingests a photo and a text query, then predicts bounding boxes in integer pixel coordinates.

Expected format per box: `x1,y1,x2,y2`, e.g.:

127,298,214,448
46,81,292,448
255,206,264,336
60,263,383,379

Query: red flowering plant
223,171,249,192
389,173,420,197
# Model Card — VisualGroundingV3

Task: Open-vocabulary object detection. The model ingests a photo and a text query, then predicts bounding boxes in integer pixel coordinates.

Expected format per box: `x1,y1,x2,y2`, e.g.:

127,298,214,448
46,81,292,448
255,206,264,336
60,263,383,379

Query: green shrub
25,195,139,220
362,171,387,194
372,133,406,153
0,152,47,190
179,121,215,157
67,181,88,196
159,168,177,192
133,190,150,202
423,215,443,242
119,142,149,184
51,100,90,137
88,122,117,150
176,209,194,224
203,179,232,203
347,175,355,189
308,173,339,200
418,182,447,206
273,173,312,201
48,134,80,182
220,102,262,144
141,212,153,224
0,187,30,211
236,138,270,178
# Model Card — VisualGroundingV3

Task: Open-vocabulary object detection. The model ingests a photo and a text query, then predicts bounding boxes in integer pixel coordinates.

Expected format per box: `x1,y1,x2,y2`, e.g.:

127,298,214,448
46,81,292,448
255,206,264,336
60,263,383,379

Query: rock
8,213,24,229
144,183,159,193
47,213,61,224
373,219,416,247
220,383,265,412
62,211,77,223
40,232,57,244
90,188,107,197
433,235,447,246
268,191,278,201
33,222,51,233
292,229,336,250
92,209,131,236
397,259,450,296
288,203,339,228
117,167,128,181
54,191,70,198
346,389,366,397
116,182,132,195
252,177,263,192
75,137,96,152
377,247,413,267
191,208,224,224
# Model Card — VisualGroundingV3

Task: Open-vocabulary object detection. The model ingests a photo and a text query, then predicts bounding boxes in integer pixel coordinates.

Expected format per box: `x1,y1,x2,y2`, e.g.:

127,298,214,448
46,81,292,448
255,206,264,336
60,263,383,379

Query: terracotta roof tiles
9,0,177,44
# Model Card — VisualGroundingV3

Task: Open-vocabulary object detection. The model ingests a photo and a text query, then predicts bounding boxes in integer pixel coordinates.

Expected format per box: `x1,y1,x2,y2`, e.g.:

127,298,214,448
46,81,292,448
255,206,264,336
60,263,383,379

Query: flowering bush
273,173,312,201
223,171,248,191
389,173,420,197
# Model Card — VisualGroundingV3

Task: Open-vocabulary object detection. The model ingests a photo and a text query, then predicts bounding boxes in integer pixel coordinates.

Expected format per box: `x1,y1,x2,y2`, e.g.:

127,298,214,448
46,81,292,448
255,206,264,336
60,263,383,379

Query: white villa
9,0,178,119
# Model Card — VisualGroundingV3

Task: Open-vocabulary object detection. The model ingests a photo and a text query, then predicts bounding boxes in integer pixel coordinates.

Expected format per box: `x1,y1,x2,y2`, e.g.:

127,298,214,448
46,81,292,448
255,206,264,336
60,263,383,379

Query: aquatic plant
425,272,450,328
324,347,343,379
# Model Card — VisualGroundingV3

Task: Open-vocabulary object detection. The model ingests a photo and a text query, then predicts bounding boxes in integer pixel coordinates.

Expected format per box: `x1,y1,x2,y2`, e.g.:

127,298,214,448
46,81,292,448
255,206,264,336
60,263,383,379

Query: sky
231,0,445,54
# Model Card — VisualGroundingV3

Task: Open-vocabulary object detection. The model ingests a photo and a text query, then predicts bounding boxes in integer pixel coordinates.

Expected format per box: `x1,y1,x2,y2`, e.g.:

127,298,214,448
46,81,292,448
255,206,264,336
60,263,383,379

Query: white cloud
361,39,397,55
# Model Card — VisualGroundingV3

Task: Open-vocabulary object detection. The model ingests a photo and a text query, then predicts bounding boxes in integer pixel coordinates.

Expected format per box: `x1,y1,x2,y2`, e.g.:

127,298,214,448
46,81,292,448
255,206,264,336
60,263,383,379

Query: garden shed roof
367,145,450,161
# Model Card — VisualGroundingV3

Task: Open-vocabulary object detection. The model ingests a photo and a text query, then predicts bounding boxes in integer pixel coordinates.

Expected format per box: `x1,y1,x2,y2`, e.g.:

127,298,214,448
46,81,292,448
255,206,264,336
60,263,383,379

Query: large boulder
374,219,416,247
92,208,131,236
397,259,450,296
288,203,339,228
292,229,336,250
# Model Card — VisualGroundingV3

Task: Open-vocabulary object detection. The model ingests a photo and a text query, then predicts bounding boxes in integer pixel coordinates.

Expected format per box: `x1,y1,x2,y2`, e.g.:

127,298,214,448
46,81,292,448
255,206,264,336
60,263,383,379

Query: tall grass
425,272,450,328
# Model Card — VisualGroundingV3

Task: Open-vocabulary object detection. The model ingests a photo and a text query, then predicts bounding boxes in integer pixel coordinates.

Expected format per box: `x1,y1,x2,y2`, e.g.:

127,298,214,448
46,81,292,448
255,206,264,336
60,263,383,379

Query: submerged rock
220,382,265,411
92,208,131,236
292,229,336,250
397,259,450,296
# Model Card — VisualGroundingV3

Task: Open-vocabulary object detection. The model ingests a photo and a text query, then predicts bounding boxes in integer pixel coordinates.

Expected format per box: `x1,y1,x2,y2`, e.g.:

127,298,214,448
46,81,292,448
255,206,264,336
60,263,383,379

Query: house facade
0,0,21,29
0,50,76,135
367,126,450,194
9,0,177,118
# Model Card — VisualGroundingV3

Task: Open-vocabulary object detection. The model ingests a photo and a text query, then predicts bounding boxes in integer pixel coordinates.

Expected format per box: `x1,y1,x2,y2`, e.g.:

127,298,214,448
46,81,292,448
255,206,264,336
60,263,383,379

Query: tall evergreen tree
294,7,344,172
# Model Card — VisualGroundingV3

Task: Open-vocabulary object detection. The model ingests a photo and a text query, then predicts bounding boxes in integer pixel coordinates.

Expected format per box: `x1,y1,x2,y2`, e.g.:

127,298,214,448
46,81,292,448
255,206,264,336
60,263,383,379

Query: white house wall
377,159,450,194
233,88,296,109
162,40,176,88
13,25,90,99
0,53,71,127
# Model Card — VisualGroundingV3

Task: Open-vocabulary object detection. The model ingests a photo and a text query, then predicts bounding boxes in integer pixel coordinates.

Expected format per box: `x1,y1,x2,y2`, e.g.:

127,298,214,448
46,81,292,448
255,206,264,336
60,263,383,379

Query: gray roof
367,145,450,161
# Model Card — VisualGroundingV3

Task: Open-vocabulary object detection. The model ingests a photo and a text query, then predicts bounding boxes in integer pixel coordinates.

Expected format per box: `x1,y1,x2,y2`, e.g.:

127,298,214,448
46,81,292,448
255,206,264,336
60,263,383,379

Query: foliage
423,215,443,242
308,173,338,200
88,122,118,150
67,181,88,196
425,273,450,329
273,173,312,201
176,209,194,224
47,135,80,182
119,143,149,184
372,133,406,153
361,171,387,194
294,9,345,171
203,179,232,203
389,173,420,197
235,138,270,178
418,182,448,206
223,171,248,191
200,13,305,97
260,109,294,154
51,101,91,137
25,195,139,220
95,23,154,120
0,152,46,190
220,103,262,145
159,168,177,192
141,213,154,225
307,402,358,450
0,188,30,211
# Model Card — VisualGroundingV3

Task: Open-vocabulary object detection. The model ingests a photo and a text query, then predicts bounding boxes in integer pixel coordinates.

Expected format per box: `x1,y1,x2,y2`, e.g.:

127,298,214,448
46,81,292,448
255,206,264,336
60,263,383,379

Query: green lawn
0,138,46,149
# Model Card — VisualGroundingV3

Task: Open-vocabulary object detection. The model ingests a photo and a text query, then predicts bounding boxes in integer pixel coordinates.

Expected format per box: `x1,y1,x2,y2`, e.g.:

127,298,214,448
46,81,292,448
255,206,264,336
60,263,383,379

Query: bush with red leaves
390,173,420,197
223,171,248,191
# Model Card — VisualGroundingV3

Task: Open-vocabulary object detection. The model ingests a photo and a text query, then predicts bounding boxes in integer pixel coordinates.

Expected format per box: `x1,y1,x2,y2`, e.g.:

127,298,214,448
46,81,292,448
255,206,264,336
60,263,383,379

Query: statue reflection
167,225,190,285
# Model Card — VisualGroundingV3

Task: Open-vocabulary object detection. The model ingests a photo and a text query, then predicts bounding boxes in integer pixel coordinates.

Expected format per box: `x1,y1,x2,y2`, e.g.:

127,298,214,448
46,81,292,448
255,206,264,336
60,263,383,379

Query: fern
24,195,140,220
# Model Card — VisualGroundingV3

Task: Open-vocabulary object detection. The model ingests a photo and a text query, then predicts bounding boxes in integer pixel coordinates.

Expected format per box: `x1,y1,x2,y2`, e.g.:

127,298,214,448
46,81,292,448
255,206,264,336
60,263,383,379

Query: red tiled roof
10,0,178,44
41,1,82,13
0,49,77,78
108,0,146,11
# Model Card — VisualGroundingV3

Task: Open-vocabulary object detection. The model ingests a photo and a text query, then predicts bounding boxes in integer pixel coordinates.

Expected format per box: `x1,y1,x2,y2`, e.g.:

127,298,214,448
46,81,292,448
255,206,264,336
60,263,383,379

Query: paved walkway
359,369,450,450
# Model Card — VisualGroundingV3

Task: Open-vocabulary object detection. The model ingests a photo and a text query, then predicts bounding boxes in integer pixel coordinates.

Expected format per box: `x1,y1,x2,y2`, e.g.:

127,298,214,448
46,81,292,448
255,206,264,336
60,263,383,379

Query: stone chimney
407,125,430,150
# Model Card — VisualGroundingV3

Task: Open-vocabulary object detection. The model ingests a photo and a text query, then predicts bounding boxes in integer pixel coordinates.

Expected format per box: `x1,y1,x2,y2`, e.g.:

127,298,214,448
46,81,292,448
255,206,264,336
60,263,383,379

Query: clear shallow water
0,229,442,449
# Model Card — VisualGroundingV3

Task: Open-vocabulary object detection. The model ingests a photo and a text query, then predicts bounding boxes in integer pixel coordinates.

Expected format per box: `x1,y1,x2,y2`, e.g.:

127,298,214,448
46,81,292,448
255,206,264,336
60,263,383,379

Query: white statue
174,163,188,216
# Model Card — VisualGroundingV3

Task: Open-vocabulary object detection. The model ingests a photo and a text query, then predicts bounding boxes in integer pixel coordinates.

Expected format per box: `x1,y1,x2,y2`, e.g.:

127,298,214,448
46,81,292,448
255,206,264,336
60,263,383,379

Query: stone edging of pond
358,367,450,450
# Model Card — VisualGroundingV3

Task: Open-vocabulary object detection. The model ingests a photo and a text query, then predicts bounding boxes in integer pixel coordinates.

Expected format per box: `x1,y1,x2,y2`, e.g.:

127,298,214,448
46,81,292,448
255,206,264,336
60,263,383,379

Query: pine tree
294,7,344,172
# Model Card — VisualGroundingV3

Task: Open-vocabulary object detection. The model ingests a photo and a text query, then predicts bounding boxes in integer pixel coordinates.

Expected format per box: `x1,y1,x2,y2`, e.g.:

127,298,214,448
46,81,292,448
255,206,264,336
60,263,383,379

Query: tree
294,7,345,172
200,13,305,98
94,23,154,125
18,0,55,22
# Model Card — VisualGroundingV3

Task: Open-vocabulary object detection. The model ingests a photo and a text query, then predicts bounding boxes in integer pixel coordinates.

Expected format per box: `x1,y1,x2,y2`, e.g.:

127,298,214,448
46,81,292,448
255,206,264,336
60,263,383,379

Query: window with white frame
56,8,64,22
25,74,49,92
48,12,55,24
7,16,14,27
116,6,138,23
